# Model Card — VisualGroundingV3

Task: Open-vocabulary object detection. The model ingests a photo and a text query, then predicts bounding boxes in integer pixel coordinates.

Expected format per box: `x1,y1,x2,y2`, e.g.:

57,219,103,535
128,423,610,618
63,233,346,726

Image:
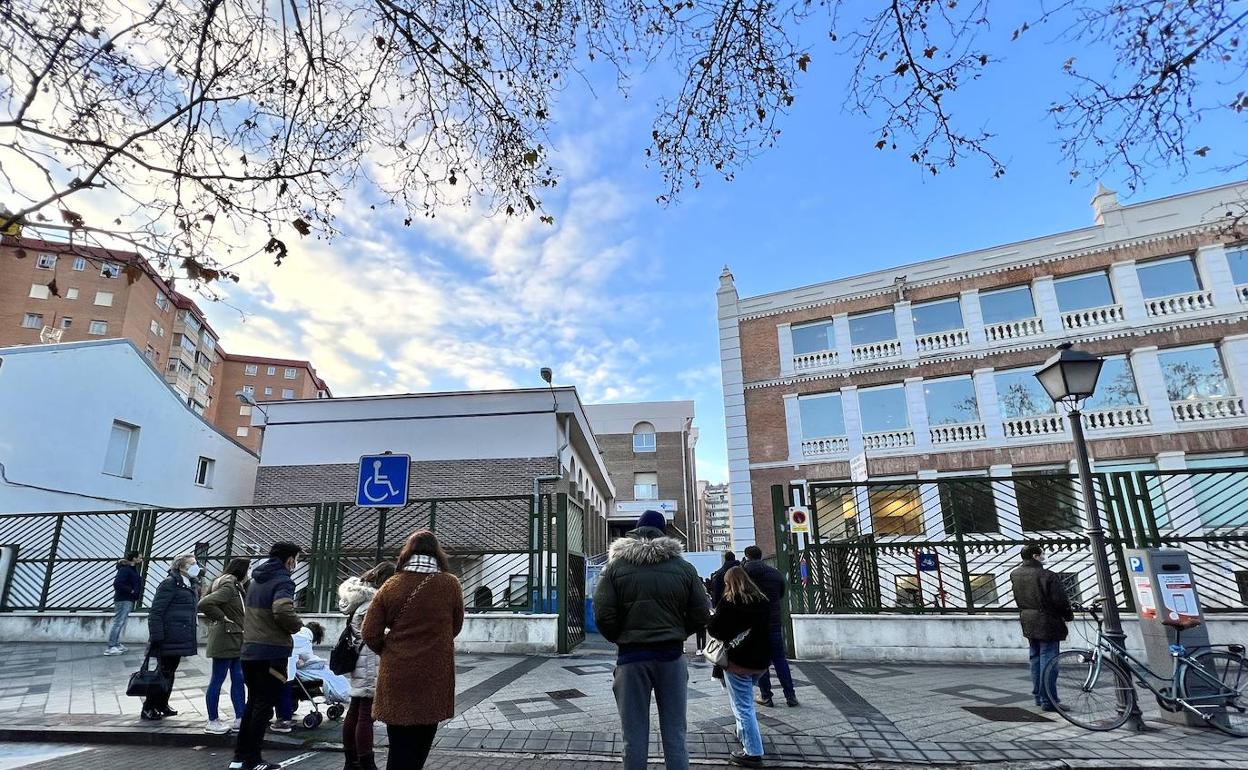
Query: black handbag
329,611,362,675
126,650,171,698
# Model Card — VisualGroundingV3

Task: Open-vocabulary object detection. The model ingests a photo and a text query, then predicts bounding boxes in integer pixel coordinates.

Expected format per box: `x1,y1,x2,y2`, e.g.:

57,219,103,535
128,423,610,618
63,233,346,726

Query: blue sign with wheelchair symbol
356,454,410,508
917,553,939,572
1129,556,1144,573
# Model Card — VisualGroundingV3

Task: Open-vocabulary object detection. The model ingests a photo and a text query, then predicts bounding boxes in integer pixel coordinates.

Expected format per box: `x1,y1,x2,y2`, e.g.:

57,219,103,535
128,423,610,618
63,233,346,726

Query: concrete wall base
792,614,1248,663
0,612,560,655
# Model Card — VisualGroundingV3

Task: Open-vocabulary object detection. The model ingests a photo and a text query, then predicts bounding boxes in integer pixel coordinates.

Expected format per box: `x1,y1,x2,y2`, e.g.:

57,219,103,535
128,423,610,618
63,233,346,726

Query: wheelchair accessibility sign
357,454,410,508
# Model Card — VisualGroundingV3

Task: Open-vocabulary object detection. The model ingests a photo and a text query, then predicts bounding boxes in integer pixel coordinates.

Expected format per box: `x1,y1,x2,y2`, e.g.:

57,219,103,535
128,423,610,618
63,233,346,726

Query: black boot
342,749,361,770
357,753,378,770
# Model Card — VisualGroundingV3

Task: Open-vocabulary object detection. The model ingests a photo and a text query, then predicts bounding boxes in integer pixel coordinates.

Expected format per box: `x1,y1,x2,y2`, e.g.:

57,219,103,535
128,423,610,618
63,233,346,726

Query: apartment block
214,353,330,452
718,181,1248,554
699,481,733,551
584,401,700,546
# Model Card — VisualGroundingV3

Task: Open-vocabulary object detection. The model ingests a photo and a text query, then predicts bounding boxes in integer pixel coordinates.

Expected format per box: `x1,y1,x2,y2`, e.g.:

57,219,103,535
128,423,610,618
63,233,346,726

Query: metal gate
557,494,588,652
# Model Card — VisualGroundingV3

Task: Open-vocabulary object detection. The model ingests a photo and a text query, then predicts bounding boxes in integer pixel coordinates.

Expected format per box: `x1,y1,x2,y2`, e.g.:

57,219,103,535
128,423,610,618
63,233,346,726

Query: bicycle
1042,597,1248,737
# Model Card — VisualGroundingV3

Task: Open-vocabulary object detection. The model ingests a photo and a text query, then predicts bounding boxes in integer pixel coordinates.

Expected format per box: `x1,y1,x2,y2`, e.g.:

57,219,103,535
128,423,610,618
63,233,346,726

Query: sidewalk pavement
1,638,1246,767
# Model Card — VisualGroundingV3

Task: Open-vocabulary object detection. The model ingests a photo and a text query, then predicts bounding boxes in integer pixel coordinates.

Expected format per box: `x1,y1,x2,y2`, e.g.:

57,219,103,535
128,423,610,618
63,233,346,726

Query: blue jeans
612,656,689,770
725,671,764,757
107,600,133,647
207,657,246,721
278,682,294,720
756,627,796,701
1029,639,1061,706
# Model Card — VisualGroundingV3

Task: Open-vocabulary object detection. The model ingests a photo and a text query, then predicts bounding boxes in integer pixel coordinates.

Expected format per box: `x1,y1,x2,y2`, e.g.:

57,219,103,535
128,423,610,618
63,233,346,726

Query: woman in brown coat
362,530,464,770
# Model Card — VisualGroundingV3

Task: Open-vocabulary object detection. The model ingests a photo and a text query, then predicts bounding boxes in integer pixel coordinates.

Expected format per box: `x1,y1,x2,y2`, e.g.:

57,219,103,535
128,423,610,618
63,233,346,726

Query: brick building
718,181,1248,554
213,353,330,452
583,401,700,547
1,234,330,447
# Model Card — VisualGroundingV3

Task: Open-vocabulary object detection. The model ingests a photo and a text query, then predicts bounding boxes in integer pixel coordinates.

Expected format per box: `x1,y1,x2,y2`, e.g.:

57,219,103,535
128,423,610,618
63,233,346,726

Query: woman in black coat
143,553,201,720
706,566,772,769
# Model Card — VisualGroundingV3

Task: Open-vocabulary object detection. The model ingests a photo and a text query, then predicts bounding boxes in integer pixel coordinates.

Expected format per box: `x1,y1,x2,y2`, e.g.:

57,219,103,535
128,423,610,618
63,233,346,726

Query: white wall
584,400,695,434
0,341,257,512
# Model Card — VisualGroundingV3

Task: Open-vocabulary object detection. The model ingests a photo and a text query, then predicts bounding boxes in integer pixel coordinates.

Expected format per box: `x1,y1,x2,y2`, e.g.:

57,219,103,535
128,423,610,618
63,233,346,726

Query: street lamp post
1035,342,1144,728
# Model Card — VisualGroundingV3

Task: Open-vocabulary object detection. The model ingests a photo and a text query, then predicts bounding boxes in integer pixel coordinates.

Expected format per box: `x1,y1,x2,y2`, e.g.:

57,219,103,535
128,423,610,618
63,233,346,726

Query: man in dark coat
742,545,799,707
593,510,711,770
1009,544,1073,711
105,551,143,655
143,554,200,720
708,551,738,608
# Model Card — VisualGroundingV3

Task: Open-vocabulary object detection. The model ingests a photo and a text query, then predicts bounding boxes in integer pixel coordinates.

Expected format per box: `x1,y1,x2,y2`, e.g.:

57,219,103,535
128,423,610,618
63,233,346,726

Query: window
60,317,73,329
36,253,57,269
267,366,277,376
28,283,50,299
634,472,659,500
868,485,924,535
858,385,909,433
1085,356,1141,410
281,388,295,399
940,478,998,534
103,420,140,478
632,422,657,452
72,257,87,271
969,574,999,607
894,575,923,608
994,368,1053,418
149,320,162,336
201,335,215,352
911,297,964,335
1228,247,1248,285
94,291,114,307
65,288,79,300
848,308,897,345
979,285,1036,324
1054,271,1115,311
284,367,298,379
241,385,255,397
155,293,170,311
194,380,209,396
100,262,122,279
21,313,43,329
1137,255,1200,299
89,320,108,335
1158,345,1231,401
1186,455,1248,529
239,405,253,416
143,344,155,361
177,333,196,354
1016,470,1082,531
195,457,215,488
792,320,835,354
263,387,273,396
244,364,258,376
923,376,979,425
236,427,250,438
799,393,845,438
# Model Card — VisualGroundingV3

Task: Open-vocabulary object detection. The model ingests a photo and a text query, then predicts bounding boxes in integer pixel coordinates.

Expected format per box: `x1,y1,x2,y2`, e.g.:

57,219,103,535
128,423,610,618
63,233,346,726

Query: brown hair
722,566,767,605
361,561,397,588
224,558,251,581
396,530,450,572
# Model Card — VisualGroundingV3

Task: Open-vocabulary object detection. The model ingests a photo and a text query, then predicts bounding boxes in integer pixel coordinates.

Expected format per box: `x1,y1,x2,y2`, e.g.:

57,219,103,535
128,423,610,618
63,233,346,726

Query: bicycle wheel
1181,651,1248,737
1044,649,1137,731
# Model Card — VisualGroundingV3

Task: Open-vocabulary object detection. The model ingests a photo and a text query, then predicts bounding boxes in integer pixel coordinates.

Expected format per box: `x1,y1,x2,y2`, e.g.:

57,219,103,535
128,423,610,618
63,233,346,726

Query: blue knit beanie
636,510,667,532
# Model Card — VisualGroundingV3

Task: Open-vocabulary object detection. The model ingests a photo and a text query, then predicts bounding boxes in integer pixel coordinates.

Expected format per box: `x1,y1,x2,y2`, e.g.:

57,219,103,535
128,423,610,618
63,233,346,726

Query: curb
0,725,325,752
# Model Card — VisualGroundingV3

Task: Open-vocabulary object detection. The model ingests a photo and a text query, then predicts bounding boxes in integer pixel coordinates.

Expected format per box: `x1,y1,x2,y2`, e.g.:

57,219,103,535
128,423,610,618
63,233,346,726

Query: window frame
100,262,122,279
283,367,298,379
65,288,79,300
88,320,108,335
798,392,846,439
910,297,965,336
281,388,295,399
978,285,1036,325
994,366,1055,418
632,422,658,452
244,364,258,376
194,457,216,488
93,291,114,307
1157,343,1232,401
857,383,910,434
28,283,51,300
791,319,836,355
1053,270,1116,312
633,472,660,500
1136,254,1202,299
60,317,73,329
102,420,140,479
35,253,57,269
72,257,87,271
922,375,981,426
21,313,43,329
847,307,898,346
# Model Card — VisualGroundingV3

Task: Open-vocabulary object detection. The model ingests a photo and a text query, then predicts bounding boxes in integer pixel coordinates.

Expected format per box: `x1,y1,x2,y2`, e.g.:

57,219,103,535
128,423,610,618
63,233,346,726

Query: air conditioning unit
39,326,64,344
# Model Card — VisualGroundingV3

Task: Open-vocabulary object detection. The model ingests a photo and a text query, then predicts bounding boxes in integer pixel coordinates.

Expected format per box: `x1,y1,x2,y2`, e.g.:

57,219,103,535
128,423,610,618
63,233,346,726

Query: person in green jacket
199,558,250,735
593,510,710,770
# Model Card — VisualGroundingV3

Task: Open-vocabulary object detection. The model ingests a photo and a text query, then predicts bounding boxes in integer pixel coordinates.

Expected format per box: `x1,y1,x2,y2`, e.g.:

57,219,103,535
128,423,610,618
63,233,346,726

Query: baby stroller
289,674,346,728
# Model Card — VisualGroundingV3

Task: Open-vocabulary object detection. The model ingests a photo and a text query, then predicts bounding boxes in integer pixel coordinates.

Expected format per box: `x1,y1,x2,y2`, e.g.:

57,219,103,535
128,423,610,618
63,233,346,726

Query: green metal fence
0,493,586,645
774,468,1248,617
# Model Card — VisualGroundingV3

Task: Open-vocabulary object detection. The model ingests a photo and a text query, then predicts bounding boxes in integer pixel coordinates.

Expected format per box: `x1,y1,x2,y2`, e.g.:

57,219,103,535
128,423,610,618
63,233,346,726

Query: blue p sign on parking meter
356,454,410,508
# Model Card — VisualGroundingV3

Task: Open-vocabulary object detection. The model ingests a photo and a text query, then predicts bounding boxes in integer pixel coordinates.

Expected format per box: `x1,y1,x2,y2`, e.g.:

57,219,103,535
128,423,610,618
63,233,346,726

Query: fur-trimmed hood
609,529,685,566
338,576,377,615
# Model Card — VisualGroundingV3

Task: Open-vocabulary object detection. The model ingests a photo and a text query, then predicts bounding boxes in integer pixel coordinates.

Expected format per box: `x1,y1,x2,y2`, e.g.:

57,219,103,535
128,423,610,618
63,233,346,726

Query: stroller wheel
327,704,344,721
303,712,323,729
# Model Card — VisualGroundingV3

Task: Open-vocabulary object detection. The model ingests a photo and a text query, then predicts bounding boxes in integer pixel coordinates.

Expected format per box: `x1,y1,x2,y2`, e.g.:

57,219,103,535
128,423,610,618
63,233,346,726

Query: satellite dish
39,326,64,344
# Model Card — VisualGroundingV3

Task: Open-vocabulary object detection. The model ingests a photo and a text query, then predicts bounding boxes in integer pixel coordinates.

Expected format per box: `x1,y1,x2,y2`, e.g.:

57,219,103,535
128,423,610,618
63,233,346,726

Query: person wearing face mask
142,553,201,721
1009,544,1074,712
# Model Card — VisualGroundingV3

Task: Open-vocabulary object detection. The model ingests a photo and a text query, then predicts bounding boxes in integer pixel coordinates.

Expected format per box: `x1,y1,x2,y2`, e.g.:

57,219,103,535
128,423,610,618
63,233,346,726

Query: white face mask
185,564,201,579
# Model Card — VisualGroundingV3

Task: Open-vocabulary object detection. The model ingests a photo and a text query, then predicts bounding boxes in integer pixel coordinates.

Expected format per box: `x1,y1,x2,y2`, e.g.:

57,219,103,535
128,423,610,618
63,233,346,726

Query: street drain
962,706,1052,722
546,689,588,700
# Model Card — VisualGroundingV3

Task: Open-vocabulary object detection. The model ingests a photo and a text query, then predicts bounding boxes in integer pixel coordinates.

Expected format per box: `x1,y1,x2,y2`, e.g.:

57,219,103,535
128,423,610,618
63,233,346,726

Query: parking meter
1124,548,1211,728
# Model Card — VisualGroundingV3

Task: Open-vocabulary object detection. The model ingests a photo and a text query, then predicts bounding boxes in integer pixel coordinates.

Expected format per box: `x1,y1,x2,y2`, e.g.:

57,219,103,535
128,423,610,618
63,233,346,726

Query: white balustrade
1144,289,1214,317
915,328,970,353
929,422,988,445
1061,304,1124,330
851,339,902,363
1238,284,1248,303
863,429,916,451
793,349,838,372
1171,396,1247,423
1083,405,1151,430
984,316,1043,343
1002,414,1065,438
801,436,850,459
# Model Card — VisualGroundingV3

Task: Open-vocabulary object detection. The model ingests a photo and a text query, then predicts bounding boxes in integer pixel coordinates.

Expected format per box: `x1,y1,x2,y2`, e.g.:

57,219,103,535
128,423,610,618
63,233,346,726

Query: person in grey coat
337,561,396,770
1009,544,1073,711
143,554,201,721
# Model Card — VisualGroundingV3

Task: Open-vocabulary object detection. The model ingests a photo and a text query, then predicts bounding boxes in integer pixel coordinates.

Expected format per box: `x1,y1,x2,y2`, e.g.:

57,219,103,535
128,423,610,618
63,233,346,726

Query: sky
184,8,1244,485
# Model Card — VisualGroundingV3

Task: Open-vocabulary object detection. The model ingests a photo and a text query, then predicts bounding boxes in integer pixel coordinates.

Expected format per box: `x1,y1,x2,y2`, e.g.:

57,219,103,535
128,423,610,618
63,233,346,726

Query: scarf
402,554,439,574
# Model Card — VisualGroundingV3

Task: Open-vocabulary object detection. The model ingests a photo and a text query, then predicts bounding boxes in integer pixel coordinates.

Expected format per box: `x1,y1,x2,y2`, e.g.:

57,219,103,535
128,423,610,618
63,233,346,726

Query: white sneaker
103,646,124,656
227,762,245,770
118,644,128,651
204,719,231,734
232,718,242,731
269,719,295,733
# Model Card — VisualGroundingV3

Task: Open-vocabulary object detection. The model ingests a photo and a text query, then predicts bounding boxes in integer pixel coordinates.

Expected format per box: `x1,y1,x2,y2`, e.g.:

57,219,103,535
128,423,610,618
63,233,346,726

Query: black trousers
142,655,181,711
386,723,438,770
235,658,287,765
